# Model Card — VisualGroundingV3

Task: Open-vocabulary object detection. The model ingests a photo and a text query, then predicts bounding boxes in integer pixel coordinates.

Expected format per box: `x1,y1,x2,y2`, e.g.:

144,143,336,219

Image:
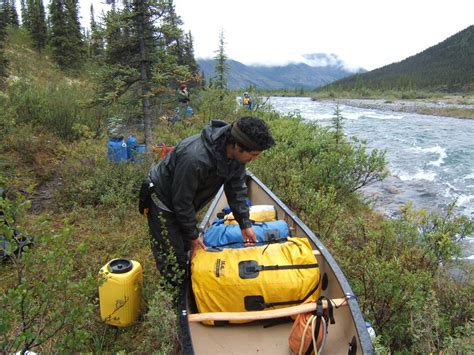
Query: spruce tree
103,2,137,66
88,4,104,59
20,0,30,30
0,1,9,85
213,29,228,91
49,0,84,69
28,0,47,51
182,31,200,84
97,0,196,146
160,0,184,63
2,0,18,26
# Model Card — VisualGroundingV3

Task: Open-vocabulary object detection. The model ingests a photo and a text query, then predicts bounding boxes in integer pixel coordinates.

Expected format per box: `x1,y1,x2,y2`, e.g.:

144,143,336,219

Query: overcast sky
79,0,473,71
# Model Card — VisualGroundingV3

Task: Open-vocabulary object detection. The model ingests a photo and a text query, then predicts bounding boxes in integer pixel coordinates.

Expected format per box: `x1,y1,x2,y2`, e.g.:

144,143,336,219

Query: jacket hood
201,120,230,155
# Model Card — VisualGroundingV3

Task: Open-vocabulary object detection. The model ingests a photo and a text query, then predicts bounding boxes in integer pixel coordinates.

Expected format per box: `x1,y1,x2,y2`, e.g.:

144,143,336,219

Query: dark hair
228,116,275,151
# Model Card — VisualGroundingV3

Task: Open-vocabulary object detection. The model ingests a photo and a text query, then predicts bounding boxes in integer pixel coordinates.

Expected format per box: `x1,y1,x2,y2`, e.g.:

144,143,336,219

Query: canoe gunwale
185,170,373,354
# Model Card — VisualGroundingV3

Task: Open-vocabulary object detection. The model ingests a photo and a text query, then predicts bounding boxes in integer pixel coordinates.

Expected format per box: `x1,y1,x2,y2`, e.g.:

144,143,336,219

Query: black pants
147,200,191,286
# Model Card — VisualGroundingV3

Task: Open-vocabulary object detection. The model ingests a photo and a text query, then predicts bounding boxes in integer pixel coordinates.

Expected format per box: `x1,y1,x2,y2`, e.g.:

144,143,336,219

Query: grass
416,107,474,119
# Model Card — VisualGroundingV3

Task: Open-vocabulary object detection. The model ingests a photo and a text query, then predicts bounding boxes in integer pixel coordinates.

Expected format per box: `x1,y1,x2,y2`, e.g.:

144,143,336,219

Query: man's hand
190,234,206,259
241,227,257,246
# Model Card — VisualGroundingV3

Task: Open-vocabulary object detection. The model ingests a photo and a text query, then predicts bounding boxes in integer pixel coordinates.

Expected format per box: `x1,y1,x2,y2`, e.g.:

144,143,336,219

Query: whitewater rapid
268,96,474,259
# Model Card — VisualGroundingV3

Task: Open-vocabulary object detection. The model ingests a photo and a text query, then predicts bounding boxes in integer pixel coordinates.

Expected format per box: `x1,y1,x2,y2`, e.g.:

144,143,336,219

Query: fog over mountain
197,53,365,90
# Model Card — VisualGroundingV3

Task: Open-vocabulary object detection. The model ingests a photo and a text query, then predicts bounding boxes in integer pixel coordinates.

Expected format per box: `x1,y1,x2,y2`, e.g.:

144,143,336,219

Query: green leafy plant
330,204,473,352
0,192,96,353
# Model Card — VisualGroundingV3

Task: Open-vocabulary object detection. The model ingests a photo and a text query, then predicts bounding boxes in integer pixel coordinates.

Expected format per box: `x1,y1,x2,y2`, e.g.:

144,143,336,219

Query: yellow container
98,259,143,327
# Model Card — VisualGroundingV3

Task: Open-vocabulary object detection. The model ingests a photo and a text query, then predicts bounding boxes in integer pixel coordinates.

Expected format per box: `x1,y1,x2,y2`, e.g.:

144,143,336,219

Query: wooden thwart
188,297,348,323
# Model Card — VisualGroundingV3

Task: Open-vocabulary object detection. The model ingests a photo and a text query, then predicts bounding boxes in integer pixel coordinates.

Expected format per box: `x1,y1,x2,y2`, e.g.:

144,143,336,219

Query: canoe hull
182,172,373,354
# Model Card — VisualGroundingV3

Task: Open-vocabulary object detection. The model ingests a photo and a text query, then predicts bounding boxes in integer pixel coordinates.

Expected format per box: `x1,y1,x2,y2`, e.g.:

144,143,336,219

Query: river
268,96,474,259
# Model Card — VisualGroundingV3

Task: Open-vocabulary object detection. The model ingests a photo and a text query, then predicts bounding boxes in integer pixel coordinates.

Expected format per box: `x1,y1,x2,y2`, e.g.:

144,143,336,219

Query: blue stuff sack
204,219,289,248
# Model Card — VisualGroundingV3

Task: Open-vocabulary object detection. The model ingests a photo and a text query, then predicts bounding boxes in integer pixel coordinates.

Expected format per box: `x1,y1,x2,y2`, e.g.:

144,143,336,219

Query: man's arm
224,167,252,230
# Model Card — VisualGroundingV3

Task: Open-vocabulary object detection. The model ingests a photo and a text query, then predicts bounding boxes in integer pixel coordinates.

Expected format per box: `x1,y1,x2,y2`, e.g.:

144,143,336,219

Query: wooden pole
188,297,348,323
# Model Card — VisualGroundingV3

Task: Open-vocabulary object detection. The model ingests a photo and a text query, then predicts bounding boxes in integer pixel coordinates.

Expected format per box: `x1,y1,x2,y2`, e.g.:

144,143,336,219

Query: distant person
177,84,191,120
139,116,275,286
243,92,252,109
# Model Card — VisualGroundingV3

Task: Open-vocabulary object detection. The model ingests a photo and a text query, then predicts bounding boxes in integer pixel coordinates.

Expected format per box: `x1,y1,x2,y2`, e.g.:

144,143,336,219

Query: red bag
288,311,325,355
289,297,335,355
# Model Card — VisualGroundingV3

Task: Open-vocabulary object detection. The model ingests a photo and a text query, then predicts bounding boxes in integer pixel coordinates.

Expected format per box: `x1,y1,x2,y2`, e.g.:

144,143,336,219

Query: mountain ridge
197,53,363,90
320,25,474,92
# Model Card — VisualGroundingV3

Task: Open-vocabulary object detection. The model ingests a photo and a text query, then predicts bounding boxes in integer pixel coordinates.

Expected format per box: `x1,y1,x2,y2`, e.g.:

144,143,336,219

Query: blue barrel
134,144,146,161
186,106,193,117
108,138,128,162
126,135,137,160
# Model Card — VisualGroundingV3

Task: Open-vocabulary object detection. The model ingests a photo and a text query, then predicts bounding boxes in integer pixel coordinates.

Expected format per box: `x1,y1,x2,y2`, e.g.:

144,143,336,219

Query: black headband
231,123,263,151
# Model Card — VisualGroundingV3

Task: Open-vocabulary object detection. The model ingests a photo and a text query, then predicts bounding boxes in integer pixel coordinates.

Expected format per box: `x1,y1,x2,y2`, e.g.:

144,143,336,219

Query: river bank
326,98,474,119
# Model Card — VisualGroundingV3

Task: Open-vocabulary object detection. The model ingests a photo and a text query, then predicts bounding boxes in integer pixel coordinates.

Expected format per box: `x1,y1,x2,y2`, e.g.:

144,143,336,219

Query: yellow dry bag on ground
99,259,143,327
191,237,321,325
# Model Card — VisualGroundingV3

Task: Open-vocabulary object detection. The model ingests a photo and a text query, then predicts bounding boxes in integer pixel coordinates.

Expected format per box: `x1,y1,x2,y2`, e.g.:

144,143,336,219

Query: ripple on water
270,96,474,257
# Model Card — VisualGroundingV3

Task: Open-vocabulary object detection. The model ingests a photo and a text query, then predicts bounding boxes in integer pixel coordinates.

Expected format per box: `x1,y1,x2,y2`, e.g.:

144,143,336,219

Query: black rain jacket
148,120,251,240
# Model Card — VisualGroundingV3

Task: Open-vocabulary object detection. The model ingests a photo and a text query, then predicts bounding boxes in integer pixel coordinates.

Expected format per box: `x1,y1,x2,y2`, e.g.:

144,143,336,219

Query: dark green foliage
0,193,96,353
331,104,344,144
97,0,196,146
182,31,199,81
21,0,49,58
321,25,474,93
53,145,149,211
0,2,9,84
160,0,184,62
22,0,47,51
49,0,85,69
20,0,29,29
138,285,180,353
103,4,138,67
330,204,473,352
1,0,18,27
6,79,100,140
212,29,229,91
87,4,104,59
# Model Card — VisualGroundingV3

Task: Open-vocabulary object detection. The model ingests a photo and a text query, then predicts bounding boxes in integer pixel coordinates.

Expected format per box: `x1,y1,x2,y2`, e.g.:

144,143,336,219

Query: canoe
178,171,373,354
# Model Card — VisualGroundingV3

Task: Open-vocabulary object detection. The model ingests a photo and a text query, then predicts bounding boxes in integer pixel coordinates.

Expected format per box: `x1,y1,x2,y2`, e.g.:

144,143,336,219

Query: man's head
227,116,275,163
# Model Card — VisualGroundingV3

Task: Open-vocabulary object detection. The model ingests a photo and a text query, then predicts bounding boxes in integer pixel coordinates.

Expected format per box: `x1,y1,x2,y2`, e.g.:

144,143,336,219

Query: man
243,92,252,109
176,84,191,120
142,116,275,284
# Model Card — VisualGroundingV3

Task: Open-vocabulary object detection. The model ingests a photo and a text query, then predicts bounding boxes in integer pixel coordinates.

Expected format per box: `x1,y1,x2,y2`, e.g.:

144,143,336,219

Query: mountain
320,25,474,92
197,53,362,90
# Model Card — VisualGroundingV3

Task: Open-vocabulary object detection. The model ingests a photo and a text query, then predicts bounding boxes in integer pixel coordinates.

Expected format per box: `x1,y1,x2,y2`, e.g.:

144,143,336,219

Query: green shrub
138,285,180,354
251,109,387,238
194,88,240,122
330,204,473,352
0,192,96,353
7,78,101,140
53,139,151,210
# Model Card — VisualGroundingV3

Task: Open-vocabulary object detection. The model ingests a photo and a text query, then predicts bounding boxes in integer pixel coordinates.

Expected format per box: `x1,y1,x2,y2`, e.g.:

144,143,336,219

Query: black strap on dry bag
241,261,321,311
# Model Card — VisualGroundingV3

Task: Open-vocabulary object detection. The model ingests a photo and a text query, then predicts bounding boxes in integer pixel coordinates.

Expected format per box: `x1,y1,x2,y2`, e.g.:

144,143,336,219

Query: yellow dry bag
191,237,321,325
224,204,277,225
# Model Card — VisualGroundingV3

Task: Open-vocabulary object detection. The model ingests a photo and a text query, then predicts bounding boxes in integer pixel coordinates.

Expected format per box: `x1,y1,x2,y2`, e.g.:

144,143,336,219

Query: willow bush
251,110,387,239
251,109,472,352
6,78,102,140
0,193,97,353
